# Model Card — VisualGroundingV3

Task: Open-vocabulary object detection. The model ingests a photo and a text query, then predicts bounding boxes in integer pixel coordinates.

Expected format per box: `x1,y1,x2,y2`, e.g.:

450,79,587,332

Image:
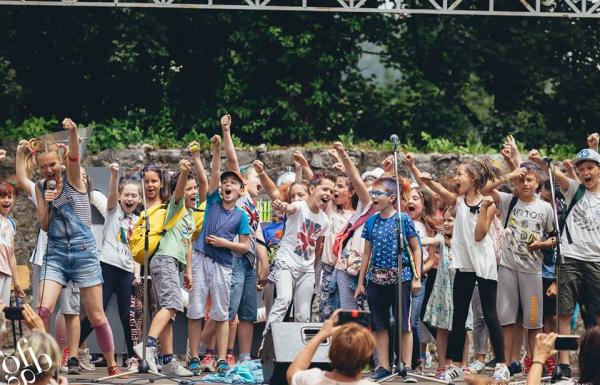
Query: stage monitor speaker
261,322,331,385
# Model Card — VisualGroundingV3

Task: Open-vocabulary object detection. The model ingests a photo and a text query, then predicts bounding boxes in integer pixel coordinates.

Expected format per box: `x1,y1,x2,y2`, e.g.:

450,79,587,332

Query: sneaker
444,365,465,382
524,357,533,374
60,347,69,373
187,357,201,375
201,354,215,372
67,357,82,375
544,356,556,377
401,371,417,383
509,361,523,377
77,348,96,371
555,363,571,379
215,359,229,374
492,363,511,382
162,359,194,377
226,354,236,368
133,342,158,373
425,352,433,369
485,358,497,372
126,357,139,372
435,367,446,380
371,367,393,381
107,365,123,376
469,359,486,374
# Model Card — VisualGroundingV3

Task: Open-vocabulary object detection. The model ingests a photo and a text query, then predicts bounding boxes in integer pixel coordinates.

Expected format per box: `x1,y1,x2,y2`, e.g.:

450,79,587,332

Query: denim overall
44,189,103,288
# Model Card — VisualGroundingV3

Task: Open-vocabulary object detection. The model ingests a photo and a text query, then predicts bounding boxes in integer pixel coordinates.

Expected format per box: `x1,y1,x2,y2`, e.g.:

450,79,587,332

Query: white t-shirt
26,180,47,267
101,204,138,272
292,368,377,385
277,200,330,272
497,192,554,274
561,179,600,262
321,208,353,266
414,221,430,263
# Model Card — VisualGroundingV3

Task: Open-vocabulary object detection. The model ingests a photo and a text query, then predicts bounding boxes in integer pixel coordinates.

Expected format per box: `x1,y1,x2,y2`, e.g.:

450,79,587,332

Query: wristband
68,154,80,162
257,171,265,176
532,361,545,368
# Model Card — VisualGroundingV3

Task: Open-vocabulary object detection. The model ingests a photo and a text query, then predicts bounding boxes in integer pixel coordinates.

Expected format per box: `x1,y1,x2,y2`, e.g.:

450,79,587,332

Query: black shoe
485,358,497,372
509,361,523,377
556,364,572,379
67,357,82,375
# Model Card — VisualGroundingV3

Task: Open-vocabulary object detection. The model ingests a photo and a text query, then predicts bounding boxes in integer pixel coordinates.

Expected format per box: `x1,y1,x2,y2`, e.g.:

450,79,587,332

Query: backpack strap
504,195,519,229
561,184,586,244
161,205,187,235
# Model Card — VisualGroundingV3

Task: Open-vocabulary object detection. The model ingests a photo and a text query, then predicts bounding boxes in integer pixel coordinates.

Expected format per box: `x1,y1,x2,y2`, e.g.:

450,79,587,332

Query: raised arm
419,172,457,206
588,132,599,152
174,160,192,203
253,160,280,201
188,141,208,202
208,135,222,194
107,163,120,211
505,135,523,168
528,149,571,192
62,118,85,192
562,160,578,181
333,141,370,207
481,167,526,197
221,114,241,174
15,141,32,192
292,150,313,181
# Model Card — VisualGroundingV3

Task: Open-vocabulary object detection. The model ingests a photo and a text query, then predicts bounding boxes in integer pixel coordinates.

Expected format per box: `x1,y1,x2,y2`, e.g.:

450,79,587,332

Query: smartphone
554,335,579,351
338,310,371,328
3,306,23,321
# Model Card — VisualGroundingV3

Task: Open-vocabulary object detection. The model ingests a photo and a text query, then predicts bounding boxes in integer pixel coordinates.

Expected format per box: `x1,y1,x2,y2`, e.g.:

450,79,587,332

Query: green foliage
544,144,578,161
86,119,144,153
3,117,57,140
338,128,355,148
421,132,462,153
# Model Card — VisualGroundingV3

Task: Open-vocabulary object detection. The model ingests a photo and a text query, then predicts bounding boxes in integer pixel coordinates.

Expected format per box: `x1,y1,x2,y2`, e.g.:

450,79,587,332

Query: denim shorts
228,256,257,322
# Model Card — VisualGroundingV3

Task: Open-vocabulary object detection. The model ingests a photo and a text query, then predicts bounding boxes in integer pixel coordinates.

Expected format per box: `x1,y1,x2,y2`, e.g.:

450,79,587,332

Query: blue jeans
228,256,257,322
44,202,103,288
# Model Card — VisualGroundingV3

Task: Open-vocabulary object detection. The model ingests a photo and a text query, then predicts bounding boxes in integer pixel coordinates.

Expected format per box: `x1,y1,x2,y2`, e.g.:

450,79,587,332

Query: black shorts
542,277,556,318
366,280,411,332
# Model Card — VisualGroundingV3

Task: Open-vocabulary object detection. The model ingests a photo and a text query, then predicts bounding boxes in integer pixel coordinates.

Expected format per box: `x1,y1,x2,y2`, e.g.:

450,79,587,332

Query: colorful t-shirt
362,211,418,282
101,204,138,272
195,191,251,267
0,216,16,277
561,179,600,262
497,192,555,274
154,196,195,266
276,200,330,273
237,192,260,266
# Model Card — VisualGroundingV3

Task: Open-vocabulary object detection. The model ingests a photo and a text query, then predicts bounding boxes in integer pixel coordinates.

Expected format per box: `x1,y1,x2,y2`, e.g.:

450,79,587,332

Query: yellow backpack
192,200,207,242
130,204,186,265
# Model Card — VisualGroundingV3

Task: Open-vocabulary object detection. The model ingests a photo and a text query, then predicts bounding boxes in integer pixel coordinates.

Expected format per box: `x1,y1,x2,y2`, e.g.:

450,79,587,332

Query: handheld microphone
46,180,56,214
390,134,399,145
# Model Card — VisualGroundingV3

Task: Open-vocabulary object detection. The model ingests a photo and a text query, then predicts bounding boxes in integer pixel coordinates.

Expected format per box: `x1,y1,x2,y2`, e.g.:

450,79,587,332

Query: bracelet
531,361,545,368
257,171,265,176
68,154,80,162
341,156,350,161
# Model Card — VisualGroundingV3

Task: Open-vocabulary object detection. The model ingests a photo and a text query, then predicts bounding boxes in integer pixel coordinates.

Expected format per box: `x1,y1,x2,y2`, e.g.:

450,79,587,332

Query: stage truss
1,0,600,17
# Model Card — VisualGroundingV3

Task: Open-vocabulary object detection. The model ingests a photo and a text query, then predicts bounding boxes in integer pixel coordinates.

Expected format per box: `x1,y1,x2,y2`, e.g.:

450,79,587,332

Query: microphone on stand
390,134,399,149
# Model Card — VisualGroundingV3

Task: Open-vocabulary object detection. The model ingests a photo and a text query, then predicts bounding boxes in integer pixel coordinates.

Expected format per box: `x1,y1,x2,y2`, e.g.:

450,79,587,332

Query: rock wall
0,144,502,264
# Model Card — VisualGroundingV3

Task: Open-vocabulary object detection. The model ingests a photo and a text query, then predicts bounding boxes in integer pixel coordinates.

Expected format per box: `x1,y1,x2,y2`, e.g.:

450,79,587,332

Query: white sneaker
126,357,139,371
444,365,465,382
469,359,486,374
492,363,511,381
77,348,96,371
162,359,194,377
133,342,158,373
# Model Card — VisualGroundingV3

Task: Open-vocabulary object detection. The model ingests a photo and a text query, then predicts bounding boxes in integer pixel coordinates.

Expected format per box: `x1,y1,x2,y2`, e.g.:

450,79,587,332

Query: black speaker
261,322,331,385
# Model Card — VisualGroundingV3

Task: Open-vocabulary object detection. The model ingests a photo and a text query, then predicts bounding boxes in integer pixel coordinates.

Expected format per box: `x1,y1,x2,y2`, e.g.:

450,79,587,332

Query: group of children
0,120,599,383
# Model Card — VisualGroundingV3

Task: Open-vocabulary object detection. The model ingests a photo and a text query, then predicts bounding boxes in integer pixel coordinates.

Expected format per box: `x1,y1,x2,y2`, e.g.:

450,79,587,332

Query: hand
333,141,346,156
527,240,543,251
22,304,45,331
532,333,557,362
253,160,264,175
505,134,519,154
206,235,228,248
381,155,394,172
546,281,557,297
210,134,221,147
184,267,193,291
528,149,546,169
319,309,342,338
257,278,269,291
132,276,142,287
14,284,25,298
0,149,6,161
403,153,415,168
481,196,495,209
220,114,232,132
179,159,192,173
44,189,57,204
509,167,527,180
354,283,365,299
419,172,433,183
62,118,77,131
563,159,574,173
332,162,345,174
188,141,202,158
411,278,422,293
501,146,512,162
109,163,119,175
328,149,340,161
272,199,287,212
16,140,30,155
587,132,599,150
293,150,309,167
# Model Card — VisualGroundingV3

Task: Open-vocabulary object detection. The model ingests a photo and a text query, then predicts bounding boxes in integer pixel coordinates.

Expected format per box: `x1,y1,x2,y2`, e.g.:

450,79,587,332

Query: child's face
184,179,199,209
455,165,474,195
243,169,261,198
309,179,335,210
577,161,600,190
443,211,454,236
37,152,62,182
406,189,423,221
370,185,395,212
143,171,162,201
0,195,14,217
221,176,243,204
288,183,308,202
333,177,353,207
514,171,539,199
120,184,141,214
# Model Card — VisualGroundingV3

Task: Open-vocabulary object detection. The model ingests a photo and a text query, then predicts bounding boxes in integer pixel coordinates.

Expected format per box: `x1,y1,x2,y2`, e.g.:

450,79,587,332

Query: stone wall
0,144,502,265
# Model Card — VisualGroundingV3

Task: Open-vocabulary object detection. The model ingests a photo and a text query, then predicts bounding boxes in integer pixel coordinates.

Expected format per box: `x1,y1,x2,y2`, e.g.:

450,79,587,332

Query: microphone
390,134,399,145
46,180,56,214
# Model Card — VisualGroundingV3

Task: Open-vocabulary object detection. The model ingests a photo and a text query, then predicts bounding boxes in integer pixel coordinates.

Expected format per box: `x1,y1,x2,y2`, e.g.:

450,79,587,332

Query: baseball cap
361,167,385,181
573,149,600,167
220,170,245,186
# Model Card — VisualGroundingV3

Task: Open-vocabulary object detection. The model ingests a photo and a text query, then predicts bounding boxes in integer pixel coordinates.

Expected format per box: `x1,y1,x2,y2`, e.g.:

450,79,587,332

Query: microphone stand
379,137,452,385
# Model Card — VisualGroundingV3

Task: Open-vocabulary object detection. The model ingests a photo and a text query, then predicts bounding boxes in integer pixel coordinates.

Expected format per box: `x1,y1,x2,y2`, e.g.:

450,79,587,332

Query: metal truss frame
1,0,600,17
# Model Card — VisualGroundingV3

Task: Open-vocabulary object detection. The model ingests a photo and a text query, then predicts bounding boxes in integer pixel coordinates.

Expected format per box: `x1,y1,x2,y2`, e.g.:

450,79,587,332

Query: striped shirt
52,177,92,228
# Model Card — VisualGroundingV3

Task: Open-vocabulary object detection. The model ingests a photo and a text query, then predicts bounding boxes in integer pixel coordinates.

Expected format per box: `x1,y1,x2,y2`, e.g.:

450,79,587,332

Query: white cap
361,167,385,181
573,148,600,167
